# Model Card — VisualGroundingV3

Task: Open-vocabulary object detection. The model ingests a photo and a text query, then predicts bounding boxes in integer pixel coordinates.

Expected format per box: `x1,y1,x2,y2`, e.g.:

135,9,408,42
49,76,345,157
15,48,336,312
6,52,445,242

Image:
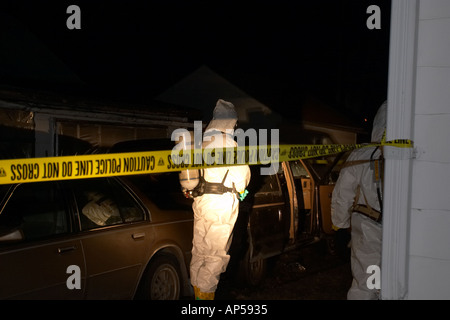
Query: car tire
139,254,182,300
242,250,267,286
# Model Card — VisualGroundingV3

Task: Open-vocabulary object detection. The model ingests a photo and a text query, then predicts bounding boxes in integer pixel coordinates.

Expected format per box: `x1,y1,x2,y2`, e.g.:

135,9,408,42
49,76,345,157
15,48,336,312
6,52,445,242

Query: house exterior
382,0,450,299
298,96,366,145
0,86,200,158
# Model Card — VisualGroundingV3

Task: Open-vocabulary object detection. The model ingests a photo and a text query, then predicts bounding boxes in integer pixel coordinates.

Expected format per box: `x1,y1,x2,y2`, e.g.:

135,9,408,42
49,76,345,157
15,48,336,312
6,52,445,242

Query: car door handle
57,246,76,254
132,232,145,240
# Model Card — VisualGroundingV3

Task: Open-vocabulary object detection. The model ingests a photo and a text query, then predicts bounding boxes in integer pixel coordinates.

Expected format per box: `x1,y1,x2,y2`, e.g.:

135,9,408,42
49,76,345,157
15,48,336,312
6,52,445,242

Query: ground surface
215,241,353,300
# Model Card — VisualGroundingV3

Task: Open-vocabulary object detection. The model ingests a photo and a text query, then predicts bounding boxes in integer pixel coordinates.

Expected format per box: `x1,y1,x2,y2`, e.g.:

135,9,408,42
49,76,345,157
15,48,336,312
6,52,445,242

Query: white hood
371,100,387,143
205,99,238,134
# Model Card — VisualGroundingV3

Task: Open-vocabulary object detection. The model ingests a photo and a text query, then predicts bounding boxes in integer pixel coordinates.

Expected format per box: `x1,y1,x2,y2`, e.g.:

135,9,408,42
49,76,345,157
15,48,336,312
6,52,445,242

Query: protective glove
239,189,249,201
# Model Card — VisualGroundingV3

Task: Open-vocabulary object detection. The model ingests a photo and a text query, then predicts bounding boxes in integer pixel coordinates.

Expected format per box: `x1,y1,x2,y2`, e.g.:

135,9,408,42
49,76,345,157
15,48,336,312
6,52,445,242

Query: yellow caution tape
0,139,413,185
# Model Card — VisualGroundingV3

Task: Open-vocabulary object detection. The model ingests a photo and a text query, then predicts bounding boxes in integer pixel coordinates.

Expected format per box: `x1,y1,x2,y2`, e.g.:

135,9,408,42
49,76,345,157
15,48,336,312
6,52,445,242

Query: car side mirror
0,228,24,243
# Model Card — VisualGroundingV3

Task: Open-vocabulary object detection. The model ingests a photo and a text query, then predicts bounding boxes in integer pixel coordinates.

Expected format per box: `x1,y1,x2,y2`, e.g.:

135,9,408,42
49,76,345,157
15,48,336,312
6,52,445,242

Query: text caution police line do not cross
0,140,413,185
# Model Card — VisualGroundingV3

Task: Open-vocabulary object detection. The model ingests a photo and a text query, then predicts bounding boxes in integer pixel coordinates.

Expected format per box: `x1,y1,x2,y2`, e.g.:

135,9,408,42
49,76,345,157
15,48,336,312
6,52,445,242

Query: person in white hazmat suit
331,101,387,300
190,99,251,300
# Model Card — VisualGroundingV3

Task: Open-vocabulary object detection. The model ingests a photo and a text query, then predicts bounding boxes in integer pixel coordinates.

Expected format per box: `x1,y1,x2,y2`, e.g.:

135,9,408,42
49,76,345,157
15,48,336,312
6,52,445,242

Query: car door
301,152,350,236
0,182,85,299
70,178,151,299
249,166,289,259
288,160,316,237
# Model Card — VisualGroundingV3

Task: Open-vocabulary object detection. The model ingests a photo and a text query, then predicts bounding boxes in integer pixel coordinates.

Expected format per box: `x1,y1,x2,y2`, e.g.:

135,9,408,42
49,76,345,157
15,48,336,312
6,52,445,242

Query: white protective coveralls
331,101,387,300
190,99,251,300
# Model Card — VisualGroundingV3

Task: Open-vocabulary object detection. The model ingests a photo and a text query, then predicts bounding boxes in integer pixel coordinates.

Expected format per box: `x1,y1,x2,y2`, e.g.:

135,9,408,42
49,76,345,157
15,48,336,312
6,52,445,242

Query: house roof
157,65,365,134
156,65,273,123
0,85,201,124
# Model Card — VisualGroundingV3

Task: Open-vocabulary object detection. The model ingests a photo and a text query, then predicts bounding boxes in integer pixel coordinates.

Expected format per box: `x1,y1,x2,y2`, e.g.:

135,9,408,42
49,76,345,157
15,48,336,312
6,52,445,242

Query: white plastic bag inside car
82,192,120,226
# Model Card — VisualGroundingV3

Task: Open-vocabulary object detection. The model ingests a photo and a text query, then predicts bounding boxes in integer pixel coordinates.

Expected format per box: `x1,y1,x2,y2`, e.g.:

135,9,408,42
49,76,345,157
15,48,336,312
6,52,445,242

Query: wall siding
408,0,450,299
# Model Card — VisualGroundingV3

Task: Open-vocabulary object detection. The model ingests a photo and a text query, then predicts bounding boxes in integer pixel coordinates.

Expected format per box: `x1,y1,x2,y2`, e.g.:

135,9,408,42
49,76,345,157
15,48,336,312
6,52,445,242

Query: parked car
0,173,194,300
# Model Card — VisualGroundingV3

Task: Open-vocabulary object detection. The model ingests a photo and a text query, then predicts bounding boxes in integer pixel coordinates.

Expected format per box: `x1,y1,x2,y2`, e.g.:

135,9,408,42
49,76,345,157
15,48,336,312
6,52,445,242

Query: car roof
109,138,175,153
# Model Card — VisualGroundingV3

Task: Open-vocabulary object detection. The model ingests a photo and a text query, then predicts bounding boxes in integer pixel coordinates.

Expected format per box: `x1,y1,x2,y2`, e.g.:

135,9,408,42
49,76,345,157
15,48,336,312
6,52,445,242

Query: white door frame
381,0,418,300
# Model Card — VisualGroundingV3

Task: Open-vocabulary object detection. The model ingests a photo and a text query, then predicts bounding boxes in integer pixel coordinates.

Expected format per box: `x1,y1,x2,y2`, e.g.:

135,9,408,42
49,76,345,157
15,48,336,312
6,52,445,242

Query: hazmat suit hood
371,100,387,143
205,99,238,134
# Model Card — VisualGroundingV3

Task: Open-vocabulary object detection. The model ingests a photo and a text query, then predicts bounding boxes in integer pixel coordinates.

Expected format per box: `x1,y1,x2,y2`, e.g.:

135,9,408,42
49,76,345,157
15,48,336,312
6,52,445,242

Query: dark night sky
0,0,391,127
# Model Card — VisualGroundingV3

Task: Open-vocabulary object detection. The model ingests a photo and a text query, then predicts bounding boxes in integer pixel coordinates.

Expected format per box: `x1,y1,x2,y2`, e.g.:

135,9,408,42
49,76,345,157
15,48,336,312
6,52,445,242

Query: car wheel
139,254,181,300
242,250,267,286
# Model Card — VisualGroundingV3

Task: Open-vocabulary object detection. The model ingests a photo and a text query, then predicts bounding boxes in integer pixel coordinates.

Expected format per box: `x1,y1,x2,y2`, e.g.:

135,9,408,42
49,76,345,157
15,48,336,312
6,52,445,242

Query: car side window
72,178,145,230
0,182,69,243
128,173,193,211
290,160,310,178
256,174,282,195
